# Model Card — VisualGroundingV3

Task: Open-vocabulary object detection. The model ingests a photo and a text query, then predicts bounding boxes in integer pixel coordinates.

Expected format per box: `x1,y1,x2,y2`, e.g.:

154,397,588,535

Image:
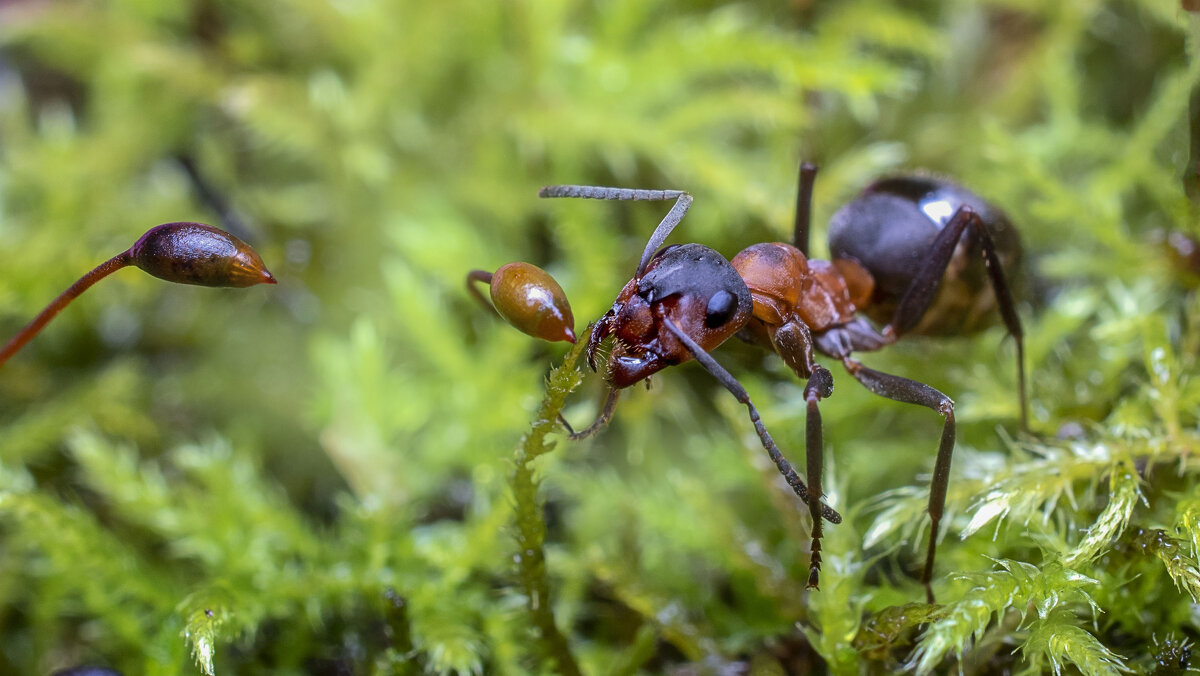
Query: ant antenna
538,186,692,277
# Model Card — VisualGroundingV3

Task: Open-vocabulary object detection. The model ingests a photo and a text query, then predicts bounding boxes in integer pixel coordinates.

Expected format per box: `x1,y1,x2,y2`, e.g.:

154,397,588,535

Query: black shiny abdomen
827,176,1020,335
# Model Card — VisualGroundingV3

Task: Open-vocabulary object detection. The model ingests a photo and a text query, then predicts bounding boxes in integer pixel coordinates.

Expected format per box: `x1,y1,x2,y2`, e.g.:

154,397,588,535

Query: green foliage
1022,609,1129,676
0,0,1198,673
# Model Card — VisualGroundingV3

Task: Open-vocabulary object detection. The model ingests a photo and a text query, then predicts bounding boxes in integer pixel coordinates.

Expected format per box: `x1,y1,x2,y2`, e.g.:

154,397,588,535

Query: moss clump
0,0,1198,673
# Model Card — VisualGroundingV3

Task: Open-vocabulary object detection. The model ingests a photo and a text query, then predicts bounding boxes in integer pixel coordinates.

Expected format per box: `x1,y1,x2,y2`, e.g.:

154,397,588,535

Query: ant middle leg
841,356,954,604
659,317,842,588
801,365,834,589
884,205,1027,430
762,318,839,587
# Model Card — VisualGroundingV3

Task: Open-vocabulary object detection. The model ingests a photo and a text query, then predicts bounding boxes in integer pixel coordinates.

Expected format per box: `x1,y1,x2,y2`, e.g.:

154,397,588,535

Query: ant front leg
842,356,953,603
555,313,624,437
765,317,836,587
885,205,1027,430
659,317,842,589
558,387,620,440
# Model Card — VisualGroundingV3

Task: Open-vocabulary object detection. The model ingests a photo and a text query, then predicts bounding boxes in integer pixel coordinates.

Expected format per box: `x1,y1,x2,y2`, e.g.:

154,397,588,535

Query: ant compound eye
705,289,738,328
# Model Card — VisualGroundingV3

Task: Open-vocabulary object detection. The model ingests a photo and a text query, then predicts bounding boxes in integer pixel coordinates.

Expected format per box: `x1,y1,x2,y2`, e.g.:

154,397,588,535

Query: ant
537,164,1025,602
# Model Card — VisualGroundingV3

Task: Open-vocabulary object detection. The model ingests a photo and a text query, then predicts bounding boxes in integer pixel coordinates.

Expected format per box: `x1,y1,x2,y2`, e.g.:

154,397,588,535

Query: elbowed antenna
537,185,692,278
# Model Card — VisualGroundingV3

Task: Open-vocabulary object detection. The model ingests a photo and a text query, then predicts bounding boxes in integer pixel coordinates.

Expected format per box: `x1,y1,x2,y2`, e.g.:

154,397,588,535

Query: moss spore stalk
0,222,275,368
511,328,589,676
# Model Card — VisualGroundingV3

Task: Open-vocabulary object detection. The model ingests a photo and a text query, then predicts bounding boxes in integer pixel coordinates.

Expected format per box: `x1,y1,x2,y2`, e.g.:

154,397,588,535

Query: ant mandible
540,164,1025,602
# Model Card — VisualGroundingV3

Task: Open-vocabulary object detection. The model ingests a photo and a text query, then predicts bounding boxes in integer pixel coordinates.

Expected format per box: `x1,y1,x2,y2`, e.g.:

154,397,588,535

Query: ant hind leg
842,356,954,604
793,162,818,257
885,205,1027,431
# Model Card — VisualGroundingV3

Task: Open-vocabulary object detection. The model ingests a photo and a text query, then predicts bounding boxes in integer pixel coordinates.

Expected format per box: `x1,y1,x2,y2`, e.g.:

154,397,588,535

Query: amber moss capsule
129,222,276,288
470,262,575,343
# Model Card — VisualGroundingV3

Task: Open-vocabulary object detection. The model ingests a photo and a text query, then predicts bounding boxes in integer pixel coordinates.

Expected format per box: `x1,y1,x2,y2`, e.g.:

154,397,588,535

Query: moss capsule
467,262,575,343
129,222,276,287
0,222,275,368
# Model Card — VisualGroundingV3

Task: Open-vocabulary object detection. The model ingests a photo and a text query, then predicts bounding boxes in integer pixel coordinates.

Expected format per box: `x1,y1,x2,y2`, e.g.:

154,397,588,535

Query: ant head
590,243,751,388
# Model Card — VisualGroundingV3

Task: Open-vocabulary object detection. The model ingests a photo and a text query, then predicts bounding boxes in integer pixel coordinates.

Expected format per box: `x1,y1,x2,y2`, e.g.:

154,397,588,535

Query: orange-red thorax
730,242,874,333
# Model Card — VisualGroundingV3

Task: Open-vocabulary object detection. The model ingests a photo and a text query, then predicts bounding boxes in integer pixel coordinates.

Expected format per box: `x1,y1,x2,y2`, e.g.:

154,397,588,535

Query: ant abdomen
828,176,1021,336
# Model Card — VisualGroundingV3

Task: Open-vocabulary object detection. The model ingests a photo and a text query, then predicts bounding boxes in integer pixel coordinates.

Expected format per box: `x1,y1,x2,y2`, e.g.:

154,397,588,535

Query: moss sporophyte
0,222,276,368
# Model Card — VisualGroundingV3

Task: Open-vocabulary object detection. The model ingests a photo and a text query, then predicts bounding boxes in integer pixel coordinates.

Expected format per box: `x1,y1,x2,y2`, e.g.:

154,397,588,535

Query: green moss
511,333,588,676
0,0,1198,673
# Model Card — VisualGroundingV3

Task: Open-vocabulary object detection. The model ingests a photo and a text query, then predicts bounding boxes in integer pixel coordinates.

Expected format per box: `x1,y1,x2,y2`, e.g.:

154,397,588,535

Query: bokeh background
0,1,1198,674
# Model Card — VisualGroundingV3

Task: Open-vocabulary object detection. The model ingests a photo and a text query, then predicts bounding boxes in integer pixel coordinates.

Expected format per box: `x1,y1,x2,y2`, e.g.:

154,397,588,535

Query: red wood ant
539,164,1025,602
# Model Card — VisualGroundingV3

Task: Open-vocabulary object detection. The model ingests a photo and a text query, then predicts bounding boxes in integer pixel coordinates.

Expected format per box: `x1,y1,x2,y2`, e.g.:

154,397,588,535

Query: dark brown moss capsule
129,222,276,287
467,262,576,343
0,222,276,368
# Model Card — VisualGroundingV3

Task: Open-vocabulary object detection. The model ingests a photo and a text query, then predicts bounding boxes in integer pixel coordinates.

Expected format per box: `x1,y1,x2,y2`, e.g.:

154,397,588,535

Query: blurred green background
0,0,1198,674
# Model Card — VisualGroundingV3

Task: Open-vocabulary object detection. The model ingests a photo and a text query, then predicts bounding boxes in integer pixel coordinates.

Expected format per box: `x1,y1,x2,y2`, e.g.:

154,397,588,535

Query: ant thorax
731,242,865,333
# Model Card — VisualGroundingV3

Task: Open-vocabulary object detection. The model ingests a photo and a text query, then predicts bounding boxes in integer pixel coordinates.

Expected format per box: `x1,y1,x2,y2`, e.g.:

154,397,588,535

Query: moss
0,0,1198,673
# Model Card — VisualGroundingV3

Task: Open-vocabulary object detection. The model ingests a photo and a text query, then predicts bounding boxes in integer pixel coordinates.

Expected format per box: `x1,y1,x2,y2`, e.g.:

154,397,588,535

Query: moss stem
511,328,590,676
